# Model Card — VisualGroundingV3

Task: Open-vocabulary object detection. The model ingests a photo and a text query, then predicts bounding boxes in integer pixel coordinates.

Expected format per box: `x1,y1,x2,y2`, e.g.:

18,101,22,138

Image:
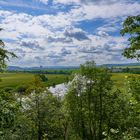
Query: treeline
122,68,140,74
111,67,140,74
7,69,77,75
0,61,140,140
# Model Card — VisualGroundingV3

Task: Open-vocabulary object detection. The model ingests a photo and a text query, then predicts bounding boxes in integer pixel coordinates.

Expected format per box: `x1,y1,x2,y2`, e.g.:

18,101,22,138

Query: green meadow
0,72,140,90
0,73,69,90
111,73,140,88
0,73,34,89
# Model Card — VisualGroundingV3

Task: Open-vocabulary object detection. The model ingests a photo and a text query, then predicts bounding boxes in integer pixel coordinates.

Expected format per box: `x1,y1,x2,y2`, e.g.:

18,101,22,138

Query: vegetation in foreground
0,61,140,140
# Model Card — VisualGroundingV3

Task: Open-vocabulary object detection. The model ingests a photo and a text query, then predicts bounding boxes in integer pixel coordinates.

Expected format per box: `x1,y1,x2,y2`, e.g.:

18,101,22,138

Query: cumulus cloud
52,0,137,8
78,46,102,54
47,36,72,43
60,48,71,55
39,0,48,4
20,40,45,50
76,32,126,64
0,0,50,11
97,31,109,37
54,0,80,5
47,51,62,58
64,27,90,41
1,0,139,66
69,2,140,21
80,0,124,4
53,0,127,5
47,48,71,59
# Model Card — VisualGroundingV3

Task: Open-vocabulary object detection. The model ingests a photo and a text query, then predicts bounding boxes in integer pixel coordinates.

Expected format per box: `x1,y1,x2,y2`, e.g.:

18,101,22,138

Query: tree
19,75,65,140
38,74,48,82
65,61,140,140
0,28,16,71
65,61,113,140
0,90,20,139
124,76,140,138
120,15,140,60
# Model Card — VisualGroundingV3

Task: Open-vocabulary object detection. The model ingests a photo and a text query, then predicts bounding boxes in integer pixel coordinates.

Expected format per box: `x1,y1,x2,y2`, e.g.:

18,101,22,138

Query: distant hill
7,66,79,71
8,66,24,71
7,63,140,71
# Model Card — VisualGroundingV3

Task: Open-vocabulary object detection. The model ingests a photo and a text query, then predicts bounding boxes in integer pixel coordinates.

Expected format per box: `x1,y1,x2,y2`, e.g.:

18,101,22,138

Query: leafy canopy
0,28,16,71
120,15,140,60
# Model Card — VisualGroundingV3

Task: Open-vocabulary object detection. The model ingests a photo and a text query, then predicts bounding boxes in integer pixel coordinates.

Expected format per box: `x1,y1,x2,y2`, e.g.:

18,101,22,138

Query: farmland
0,73,69,90
111,73,140,88
0,72,140,90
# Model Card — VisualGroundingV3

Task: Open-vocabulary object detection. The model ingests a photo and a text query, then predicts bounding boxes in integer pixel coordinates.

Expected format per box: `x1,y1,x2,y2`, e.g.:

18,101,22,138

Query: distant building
111,68,122,72
40,65,43,69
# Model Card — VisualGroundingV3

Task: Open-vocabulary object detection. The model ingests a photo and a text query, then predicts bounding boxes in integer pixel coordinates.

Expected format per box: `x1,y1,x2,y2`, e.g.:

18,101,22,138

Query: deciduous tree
0,28,16,71
120,15,140,60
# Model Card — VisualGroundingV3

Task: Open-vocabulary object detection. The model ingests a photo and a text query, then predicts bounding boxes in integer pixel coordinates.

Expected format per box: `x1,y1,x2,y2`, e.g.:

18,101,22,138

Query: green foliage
0,91,19,139
124,76,140,138
16,85,28,94
14,75,66,140
65,61,113,139
26,93,64,140
0,61,140,139
0,28,17,71
65,61,140,140
120,15,140,60
38,74,48,82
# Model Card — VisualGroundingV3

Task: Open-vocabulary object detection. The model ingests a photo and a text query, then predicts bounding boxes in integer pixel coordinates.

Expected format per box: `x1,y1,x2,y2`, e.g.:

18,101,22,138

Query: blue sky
0,0,140,67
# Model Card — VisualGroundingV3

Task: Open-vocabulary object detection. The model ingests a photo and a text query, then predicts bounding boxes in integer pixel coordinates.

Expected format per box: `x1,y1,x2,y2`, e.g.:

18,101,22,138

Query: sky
0,0,140,67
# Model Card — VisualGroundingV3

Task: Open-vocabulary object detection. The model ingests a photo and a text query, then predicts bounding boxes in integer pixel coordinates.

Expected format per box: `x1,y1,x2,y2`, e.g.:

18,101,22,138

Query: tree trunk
99,87,103,140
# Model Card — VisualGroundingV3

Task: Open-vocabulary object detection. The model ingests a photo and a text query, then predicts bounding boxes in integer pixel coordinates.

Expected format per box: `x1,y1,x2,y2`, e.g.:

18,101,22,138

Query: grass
0,73,34,89
0,73,69,90
111,73,140,89
0,72,140,90
43,74,69,87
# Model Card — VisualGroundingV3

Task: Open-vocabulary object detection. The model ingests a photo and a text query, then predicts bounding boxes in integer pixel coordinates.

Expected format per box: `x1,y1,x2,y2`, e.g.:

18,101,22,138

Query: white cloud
52,0,129,5
54,0,80,5
39,0,48,4
1,0,140,66
97,31,109,37
69,2,140,21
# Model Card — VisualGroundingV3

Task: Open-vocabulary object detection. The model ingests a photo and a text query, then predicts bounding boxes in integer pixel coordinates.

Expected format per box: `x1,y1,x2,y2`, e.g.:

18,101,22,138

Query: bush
38,74,48,82
16,85,28,93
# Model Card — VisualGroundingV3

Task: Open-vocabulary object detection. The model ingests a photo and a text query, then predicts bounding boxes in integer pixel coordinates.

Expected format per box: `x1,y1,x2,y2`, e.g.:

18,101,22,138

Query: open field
111,73,140,88
0,72,140,90
44,74,69,87
0,73,34,89
0,73,69,90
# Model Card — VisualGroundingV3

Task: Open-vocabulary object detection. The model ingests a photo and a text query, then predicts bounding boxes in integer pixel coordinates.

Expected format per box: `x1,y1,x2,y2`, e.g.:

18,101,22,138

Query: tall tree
0,90,19,139
0,28,16,70
22,75,64,140
120,15,140,60
65,61,113,140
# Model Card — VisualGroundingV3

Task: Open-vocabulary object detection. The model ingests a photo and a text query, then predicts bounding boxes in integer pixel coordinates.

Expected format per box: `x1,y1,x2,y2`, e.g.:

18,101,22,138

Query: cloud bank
0,0,139,66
